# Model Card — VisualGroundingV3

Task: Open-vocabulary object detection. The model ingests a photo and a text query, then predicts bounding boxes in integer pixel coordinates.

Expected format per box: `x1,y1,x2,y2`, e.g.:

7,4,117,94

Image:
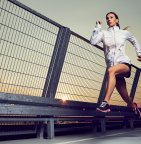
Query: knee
107,67,115,76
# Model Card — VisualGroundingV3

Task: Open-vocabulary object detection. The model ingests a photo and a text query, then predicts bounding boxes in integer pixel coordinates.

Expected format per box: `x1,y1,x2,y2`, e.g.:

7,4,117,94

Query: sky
18,0,141,67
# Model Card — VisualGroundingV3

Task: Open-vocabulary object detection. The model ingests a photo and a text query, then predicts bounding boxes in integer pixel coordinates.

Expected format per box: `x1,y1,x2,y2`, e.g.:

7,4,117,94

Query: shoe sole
96,108,111,113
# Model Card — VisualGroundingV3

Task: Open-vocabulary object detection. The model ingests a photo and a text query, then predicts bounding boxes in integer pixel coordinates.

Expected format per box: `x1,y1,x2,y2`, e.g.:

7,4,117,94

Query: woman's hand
96,21,102,25
137,56,141,61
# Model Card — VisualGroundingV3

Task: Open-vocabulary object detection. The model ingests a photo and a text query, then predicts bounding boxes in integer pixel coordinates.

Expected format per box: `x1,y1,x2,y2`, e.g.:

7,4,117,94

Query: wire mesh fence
0,0,59,96
55,33,106,103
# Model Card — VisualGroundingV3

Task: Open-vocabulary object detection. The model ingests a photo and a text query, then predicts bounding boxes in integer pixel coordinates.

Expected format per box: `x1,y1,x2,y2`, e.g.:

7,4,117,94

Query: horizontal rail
0,93,135,112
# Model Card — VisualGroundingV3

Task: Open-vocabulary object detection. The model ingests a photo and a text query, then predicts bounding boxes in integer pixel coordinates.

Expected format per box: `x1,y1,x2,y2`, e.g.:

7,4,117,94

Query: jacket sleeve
90,23,103,45
127,31,141,56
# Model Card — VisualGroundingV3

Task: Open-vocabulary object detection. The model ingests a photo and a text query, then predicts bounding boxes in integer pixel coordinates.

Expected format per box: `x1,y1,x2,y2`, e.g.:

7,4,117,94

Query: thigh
108,64,130,76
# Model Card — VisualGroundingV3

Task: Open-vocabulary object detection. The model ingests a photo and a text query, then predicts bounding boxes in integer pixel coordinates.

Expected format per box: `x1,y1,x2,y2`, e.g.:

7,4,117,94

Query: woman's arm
127,31,141,61
90,21,103,45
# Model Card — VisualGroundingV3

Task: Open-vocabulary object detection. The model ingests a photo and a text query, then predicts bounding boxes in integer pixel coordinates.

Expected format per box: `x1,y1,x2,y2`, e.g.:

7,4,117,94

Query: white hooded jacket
90,24,141,67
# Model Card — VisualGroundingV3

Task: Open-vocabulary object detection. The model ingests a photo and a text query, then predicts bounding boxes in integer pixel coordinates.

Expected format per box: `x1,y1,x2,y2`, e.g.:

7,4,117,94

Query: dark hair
106,12,120,29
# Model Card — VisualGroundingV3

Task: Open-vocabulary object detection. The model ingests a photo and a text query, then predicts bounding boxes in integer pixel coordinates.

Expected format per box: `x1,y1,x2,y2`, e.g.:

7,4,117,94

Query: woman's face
106,13,118,27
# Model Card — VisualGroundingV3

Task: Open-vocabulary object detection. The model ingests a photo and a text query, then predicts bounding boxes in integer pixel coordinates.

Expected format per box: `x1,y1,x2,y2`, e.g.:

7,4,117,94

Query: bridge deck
0,128,141,144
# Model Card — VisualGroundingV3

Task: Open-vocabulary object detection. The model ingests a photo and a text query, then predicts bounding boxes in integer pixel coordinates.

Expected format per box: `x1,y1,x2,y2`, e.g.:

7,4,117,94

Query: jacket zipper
113,27,117,66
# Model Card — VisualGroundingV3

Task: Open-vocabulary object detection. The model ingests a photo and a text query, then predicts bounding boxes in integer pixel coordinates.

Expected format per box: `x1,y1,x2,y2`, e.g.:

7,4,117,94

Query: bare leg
116,77,134,108
104,64,130,103
115,79,141,117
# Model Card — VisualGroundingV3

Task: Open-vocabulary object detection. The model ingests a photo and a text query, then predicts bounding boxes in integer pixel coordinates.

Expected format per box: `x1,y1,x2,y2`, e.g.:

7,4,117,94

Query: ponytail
123,26,130,30
116,23,120,29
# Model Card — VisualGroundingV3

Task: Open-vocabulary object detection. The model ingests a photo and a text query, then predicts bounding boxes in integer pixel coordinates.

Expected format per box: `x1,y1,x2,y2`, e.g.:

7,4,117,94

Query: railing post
36,122,44,139
47,119,55,139
100,118,106,133
130,68,140,101
42,27,71,98
129,118,134,129
97,69,107,105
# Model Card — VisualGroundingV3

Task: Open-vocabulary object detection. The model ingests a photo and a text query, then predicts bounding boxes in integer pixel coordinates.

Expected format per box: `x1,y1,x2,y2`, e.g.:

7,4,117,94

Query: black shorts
116,63,131,78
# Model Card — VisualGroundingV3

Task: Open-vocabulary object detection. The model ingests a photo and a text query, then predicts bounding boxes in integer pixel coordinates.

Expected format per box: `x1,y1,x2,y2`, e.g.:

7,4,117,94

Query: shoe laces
100,101,108,108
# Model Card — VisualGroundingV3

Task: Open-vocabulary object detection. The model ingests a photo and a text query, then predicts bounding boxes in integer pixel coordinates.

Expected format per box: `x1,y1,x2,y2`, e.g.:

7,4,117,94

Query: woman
90,12,141,116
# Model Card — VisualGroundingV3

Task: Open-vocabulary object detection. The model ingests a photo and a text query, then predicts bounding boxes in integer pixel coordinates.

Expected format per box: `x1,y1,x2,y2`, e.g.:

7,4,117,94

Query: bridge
0,0,141,143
